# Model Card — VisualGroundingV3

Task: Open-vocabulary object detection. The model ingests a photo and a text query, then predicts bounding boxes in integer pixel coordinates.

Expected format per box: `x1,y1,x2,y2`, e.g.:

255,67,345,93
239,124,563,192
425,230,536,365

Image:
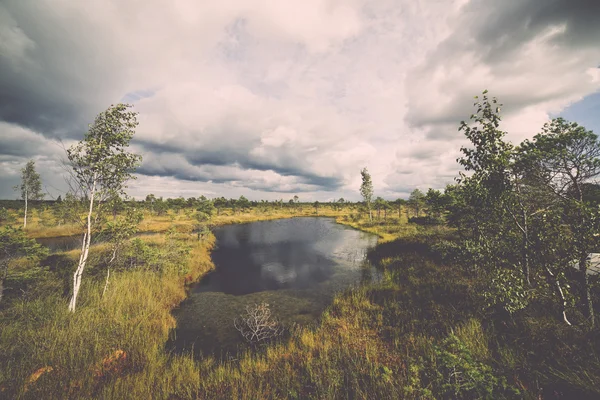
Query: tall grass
1,208,598,398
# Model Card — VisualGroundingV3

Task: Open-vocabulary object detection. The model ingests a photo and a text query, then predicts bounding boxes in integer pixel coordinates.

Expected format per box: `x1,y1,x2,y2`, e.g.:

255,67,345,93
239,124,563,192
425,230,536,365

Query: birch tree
14,160,44,228
100,203,143,298
519,118,600,327
66,103,142,312
360,168,374,221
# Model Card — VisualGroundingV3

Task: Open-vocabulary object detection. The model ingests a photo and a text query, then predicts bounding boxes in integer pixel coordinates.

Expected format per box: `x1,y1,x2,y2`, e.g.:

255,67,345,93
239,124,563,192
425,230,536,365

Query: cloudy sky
1,0,599,201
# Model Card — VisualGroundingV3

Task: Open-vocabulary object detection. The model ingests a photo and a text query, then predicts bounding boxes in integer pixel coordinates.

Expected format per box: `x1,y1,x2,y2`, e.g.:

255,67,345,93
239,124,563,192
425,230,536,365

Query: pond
168,217,379,359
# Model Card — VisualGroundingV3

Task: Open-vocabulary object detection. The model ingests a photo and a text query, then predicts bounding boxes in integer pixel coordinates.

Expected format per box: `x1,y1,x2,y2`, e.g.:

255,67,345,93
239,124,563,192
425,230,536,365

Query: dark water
35,235,86,253
169,217,378,358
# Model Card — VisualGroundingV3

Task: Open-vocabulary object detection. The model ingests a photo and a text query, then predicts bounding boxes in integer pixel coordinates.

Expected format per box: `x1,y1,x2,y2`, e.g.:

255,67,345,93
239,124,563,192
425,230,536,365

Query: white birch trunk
102,248,117,299
545,266,572,326
102,268,110,299
68,175,96,312
23,185,27,228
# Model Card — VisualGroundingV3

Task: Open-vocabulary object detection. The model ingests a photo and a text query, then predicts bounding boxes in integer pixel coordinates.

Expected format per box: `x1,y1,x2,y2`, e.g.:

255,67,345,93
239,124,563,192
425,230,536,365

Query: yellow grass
1,205,501,399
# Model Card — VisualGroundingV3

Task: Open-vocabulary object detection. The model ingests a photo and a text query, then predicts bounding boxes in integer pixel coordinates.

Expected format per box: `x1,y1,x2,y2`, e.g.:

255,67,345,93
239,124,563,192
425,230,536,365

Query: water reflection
170,217,378,358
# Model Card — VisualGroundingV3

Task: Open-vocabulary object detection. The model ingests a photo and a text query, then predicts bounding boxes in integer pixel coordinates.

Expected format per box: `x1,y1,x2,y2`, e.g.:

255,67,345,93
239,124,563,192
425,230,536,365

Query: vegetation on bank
1,205,598,399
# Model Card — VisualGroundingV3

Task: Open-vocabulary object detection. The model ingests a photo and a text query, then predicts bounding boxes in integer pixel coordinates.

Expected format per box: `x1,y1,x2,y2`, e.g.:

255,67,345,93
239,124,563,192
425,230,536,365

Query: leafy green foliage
14,160,44,227
0,207,15,225
100,203,143,256
482,268,530,314
407,189,425,217
0,226,48,301
118,233,192,275
424,188,448,219
66,103,142,311
195,199,215,240
0,226,48,265
51,193,84,226
447,91,600,326
458,91,513,195
432,333,517,399
67,104,142,202
237,195,251,212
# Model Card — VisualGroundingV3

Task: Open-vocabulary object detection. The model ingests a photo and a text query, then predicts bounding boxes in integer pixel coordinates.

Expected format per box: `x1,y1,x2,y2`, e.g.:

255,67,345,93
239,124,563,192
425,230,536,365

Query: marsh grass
0,207,598,398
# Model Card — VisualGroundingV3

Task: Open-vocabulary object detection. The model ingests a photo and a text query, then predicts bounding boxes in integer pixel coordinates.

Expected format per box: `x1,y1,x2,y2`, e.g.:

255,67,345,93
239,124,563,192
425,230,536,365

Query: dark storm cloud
2,0,597,200
0,2,126,138
239,159,342,189
242,181,329,193
0,122,64,161
406,0,600,129
469,0,600,61
137,163,230,185
135,148,343,191
0,133,42,157
136,162,329,194
134,137,344,191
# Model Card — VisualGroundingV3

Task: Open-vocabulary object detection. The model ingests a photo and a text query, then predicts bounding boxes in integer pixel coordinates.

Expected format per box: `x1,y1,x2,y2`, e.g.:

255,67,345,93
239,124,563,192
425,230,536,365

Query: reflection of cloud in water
174,217,380,358
312,226,378,265
261,262,297,284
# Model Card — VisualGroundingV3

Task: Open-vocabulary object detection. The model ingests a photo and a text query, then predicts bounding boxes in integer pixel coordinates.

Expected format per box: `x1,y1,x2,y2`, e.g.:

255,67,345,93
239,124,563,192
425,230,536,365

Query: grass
0,205,599,398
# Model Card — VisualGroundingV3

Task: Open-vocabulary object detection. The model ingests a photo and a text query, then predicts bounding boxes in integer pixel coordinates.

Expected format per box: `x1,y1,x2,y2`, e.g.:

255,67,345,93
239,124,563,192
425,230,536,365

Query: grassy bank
0,208,349,398
1,208,599,398
14,206,348,238
0,229,215,398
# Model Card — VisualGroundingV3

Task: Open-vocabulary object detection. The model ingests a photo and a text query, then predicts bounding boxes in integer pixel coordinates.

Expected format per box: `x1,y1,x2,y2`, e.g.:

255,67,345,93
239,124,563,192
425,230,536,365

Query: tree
154,197,168,216
424,188,448,219
107,194,125,221
360,168,374,221
238,196,251,213
454,91,513,242
0,226,48,303
167,197,186,214
408,189,425,218
65,103,142,312
313,201,320,214
451,92,582,324
145,193,156,213
196,199,215,240
213,197,227,216
374,197,386,220
100,204,143,298
14,160,44,228
392,198,405,219
519,118,600,327
0,208,15,225
453,92,536,314
52,192,84,227
384,200,393,221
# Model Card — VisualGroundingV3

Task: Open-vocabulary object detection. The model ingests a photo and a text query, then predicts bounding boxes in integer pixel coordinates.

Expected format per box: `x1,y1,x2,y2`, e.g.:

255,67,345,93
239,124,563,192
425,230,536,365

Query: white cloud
1,0,599,200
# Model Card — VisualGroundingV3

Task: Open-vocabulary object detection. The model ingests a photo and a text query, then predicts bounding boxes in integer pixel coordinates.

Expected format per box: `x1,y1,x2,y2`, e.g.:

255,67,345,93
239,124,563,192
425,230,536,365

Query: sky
0,0,599,202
